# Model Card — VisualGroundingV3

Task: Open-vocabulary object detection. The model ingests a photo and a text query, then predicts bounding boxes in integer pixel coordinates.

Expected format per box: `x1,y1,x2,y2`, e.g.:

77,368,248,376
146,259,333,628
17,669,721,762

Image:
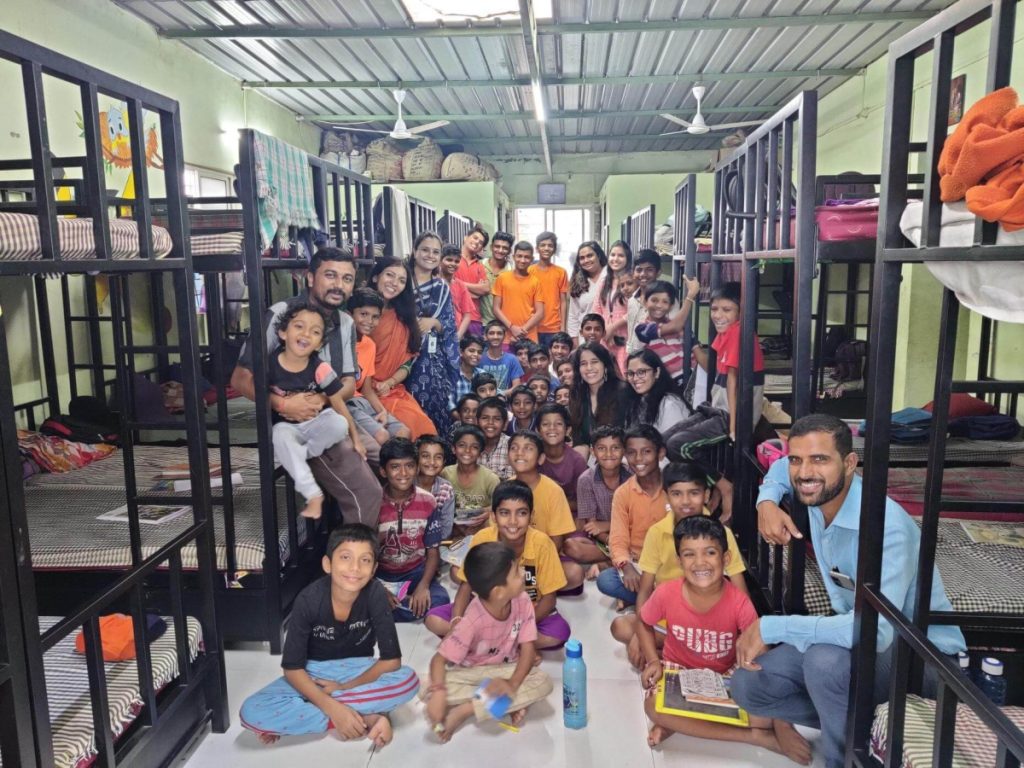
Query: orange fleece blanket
938,87,1024,231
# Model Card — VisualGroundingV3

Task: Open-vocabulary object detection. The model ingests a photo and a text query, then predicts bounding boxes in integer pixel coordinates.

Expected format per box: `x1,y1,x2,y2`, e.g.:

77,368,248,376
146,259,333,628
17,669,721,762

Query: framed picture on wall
948,74,966,126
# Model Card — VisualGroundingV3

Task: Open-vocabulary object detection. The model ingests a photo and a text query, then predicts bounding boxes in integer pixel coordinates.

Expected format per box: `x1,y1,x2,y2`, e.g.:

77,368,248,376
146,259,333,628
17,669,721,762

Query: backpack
948,414,1021,441
756,438,788,470
663,404,731,463
40,414,120,445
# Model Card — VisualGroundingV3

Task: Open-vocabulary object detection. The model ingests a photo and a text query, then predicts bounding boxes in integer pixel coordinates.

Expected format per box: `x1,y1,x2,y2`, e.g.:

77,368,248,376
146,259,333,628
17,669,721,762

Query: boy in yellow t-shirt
424,480,571,650
611,462,747,667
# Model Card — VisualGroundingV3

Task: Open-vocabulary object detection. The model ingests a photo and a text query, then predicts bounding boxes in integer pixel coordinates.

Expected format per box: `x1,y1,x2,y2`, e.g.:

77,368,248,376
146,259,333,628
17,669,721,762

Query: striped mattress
871,694,1024,768
852,435,1024,465
0,212,173,260
0,616,201,768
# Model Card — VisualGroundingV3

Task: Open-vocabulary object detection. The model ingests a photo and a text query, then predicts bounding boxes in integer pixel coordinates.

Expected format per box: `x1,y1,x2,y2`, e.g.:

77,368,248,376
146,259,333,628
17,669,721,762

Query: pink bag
756,438,788,470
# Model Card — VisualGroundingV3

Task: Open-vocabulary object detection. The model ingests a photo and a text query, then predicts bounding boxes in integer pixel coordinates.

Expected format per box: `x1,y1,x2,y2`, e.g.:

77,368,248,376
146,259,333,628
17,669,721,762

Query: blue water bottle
563,638,588,729
979,657,1007,706
475,679,512,719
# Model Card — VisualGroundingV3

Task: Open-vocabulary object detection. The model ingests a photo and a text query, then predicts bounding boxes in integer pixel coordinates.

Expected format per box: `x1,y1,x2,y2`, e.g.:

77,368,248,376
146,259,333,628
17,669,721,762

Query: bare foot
586,564,601,581
364,714,392,748
301,495,324,520
615,599,626,612
439,701,475,743
509,708,527,726
647,724,672,747
257,732,280,745
772,720,812,765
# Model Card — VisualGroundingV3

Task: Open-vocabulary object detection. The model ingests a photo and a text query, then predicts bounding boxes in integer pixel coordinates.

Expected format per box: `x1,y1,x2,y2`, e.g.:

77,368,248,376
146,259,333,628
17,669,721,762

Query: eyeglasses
625,367,654,380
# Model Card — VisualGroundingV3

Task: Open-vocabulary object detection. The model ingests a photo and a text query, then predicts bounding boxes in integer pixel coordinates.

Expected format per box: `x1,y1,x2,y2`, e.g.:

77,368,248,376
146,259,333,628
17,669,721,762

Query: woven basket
366,138,404,181
402,138,443,180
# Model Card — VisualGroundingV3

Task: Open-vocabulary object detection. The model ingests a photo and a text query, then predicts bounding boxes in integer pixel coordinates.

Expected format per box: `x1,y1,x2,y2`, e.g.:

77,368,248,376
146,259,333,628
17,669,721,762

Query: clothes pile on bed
901,86,1024,322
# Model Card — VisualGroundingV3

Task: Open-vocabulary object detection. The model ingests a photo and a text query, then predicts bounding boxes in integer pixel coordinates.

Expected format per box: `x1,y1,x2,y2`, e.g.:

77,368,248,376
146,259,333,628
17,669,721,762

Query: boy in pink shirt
424,541,553,741
637,516,810,763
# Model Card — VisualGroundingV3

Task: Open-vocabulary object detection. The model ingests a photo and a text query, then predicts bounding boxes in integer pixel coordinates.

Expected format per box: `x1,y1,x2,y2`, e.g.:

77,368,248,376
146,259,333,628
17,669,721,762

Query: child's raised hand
328,701,367,740
642,659,664,689
683,275,701,301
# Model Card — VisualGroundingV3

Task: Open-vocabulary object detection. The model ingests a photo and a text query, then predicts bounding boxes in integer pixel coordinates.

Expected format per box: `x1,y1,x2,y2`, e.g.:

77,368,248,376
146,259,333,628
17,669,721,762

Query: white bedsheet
900,200,1024,323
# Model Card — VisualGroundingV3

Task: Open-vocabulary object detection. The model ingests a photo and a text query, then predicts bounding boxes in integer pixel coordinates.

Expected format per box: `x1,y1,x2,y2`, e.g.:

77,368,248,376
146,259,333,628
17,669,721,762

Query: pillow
922,393,997,419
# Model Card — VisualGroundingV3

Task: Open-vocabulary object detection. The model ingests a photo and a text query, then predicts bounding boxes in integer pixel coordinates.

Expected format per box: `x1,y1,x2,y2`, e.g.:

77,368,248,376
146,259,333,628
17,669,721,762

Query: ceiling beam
243,67,859,91
424,133,726,145
518,0,552,177
302,105,780,122
159,12,933,39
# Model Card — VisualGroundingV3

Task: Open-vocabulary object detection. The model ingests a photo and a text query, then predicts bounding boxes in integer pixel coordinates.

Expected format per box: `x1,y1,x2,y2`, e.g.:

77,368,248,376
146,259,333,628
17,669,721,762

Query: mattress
25,446,297,572
900,200,1024,323
851,434,1024,465
886,466,1024,517
0,212,173,260
0,616,201,768
800,518,1024,618
191,231,245,256
25,445,262,490
25,485,296,572
871,694,1024,768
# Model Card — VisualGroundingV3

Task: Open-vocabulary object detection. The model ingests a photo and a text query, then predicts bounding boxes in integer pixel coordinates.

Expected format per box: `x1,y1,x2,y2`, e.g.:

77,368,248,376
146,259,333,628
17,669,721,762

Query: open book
655,667,749,726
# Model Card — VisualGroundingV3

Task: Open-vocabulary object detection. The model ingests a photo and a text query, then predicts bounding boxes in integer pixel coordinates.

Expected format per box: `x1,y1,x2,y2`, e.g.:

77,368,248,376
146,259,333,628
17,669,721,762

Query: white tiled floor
184,579,826,767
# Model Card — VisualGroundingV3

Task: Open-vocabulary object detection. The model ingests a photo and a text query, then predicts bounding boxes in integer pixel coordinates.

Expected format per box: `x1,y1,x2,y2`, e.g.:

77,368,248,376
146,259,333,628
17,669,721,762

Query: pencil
497,721,520,733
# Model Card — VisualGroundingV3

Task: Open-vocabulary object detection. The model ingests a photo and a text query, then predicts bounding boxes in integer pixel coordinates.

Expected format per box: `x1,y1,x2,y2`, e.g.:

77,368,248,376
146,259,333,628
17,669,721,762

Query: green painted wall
814,12,1024,409
0,0,319,406
371,181,504,237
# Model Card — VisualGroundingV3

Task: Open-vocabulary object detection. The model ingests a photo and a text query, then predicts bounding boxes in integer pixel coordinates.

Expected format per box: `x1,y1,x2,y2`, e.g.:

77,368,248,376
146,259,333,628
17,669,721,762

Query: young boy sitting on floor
268,300,364,520
598,425,669,607
472,371,499,401
425,480,570,650
637,516,810,764
416,434,455,540
477,396,514,481
536,403,589,515
376,438,450,621
442,424,499,535
423,541,554,741
240,524,418,747
527,374,553,405
612,461,747,666
508,430,585,593
564,426,632,579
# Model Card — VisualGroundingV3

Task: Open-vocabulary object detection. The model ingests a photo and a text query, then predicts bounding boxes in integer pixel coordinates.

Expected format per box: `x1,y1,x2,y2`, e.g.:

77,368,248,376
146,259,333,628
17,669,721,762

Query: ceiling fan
660,86,763,136
334,90,450,140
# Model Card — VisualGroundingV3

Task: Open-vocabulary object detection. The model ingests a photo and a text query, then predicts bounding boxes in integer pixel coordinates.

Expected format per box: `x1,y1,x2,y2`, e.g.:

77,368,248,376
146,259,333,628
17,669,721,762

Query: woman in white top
566,240,607,340
621,349,691,432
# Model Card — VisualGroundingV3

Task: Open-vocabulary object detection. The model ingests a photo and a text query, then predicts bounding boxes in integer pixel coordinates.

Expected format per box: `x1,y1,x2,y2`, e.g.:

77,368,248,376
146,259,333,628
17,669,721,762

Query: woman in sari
406,231,459,436
368,257,437,439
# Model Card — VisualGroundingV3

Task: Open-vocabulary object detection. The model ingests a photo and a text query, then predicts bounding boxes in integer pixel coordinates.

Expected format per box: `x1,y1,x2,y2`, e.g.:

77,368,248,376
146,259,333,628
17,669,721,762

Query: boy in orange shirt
527,231,568,345
492,242,544,344
347,289,411,452
598,424,668,607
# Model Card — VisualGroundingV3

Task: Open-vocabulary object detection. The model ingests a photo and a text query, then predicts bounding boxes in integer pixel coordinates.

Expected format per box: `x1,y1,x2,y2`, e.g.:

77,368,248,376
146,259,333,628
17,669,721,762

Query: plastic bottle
475,679,512,719
979,657,1007,706
562,638,588,729
957,651,971,678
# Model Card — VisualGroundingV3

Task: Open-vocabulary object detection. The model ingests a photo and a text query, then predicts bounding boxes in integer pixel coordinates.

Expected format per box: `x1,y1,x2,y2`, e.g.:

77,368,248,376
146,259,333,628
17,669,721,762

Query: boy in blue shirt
479,319,525,397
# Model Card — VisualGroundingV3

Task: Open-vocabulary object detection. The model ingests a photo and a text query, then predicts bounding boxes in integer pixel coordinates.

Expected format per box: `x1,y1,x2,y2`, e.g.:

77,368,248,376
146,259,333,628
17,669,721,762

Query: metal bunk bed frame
620,203,656,251
382,185,436,258
848,1,1024,765
438,208,474,245
0,29,227,767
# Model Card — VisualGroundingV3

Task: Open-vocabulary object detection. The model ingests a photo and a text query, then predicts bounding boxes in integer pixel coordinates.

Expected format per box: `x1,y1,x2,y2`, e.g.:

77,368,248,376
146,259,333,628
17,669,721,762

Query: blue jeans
377,563,450,622
731,643,894,768
596,567,637,605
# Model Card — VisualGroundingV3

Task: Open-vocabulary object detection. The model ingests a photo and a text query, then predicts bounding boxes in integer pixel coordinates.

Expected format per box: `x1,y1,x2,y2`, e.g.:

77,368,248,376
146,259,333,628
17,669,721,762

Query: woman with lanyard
406,231,459,436
567,341,625,461
566,240,608,340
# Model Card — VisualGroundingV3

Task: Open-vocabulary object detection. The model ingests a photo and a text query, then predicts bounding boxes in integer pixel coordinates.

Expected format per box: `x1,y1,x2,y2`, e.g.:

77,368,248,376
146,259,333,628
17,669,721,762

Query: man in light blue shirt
731,414,965,768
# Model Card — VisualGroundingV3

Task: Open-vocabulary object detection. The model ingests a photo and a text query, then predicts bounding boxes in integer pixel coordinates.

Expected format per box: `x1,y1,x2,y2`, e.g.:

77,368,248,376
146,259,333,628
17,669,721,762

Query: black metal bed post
676,175,697,386
0,317,41,767
238,129,285,654
162,108,228,730
31,276,61,417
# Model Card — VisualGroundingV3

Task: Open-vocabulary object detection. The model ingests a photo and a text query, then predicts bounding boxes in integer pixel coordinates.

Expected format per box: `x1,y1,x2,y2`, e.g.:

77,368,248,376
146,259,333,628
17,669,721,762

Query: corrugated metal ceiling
110,0,956,159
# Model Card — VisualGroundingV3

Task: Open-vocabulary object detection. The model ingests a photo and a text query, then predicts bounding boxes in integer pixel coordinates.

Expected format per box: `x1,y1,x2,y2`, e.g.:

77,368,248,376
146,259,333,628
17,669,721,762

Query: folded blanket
252,131,323,250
